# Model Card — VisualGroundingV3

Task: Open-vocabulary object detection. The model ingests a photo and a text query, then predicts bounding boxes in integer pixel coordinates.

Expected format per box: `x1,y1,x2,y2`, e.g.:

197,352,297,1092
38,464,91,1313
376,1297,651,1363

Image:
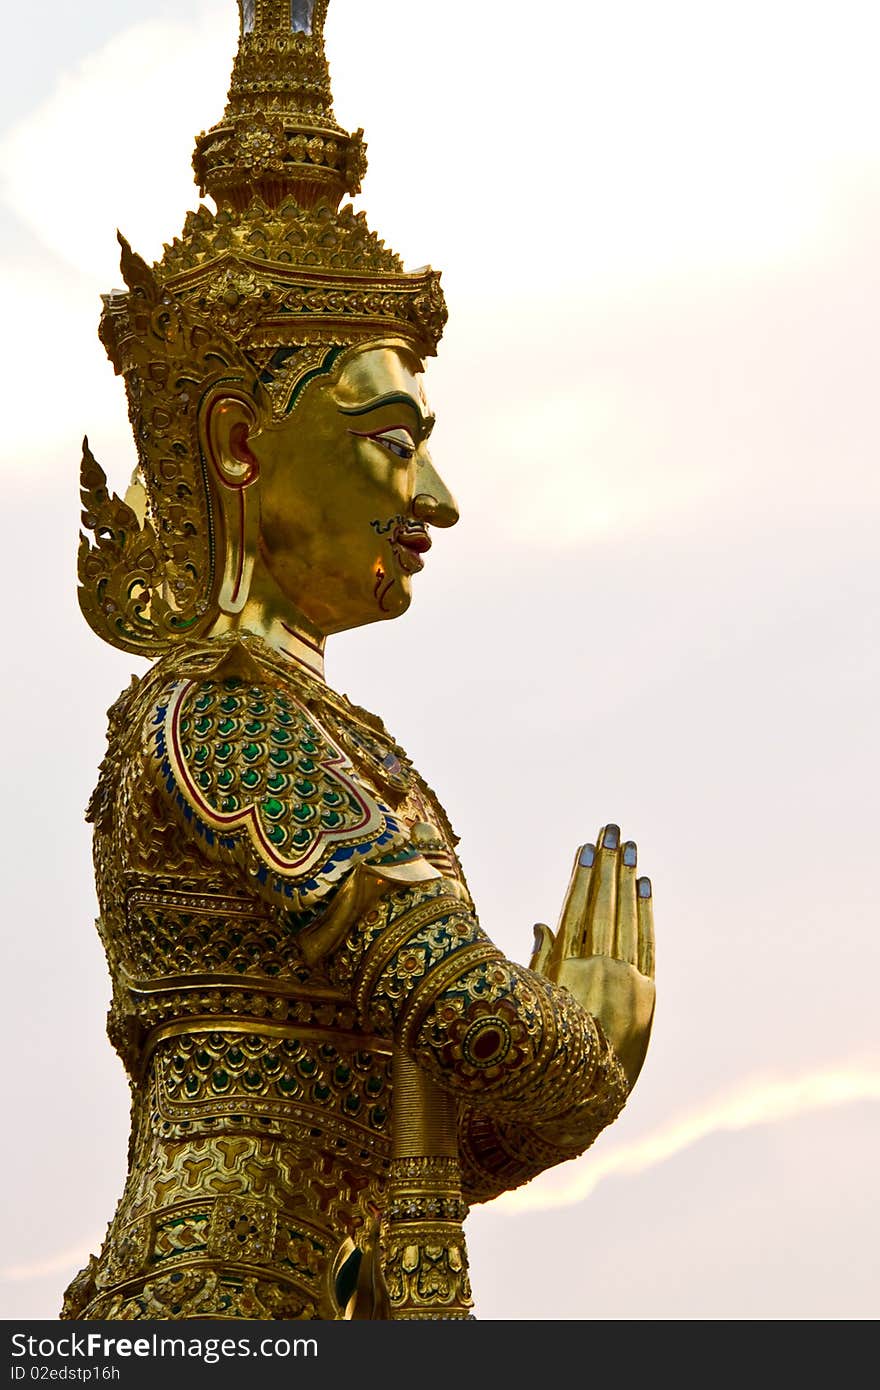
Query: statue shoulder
141,644,407,913
314,690,469,896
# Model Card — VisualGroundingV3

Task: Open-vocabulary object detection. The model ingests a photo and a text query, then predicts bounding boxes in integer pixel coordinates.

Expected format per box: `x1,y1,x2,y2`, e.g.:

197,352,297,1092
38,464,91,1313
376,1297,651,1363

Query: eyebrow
338,391,434,432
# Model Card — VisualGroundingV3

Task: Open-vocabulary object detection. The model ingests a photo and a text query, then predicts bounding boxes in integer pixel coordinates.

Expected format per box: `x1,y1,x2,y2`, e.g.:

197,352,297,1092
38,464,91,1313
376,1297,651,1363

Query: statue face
252,344,459,635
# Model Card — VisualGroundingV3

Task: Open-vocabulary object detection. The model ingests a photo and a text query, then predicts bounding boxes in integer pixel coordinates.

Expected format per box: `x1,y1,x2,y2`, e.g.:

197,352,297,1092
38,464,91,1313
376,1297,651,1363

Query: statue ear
202,391,261,615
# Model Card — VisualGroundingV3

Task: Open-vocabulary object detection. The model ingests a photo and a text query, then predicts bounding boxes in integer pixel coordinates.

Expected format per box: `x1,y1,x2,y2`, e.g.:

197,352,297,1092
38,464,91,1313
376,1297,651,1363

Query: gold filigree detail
82,239,258,655
77,438,169,656
192,1,362,214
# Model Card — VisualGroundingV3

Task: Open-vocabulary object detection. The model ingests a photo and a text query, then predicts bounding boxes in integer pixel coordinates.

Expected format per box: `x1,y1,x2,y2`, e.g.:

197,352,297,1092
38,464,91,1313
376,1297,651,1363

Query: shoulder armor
147,670,405,913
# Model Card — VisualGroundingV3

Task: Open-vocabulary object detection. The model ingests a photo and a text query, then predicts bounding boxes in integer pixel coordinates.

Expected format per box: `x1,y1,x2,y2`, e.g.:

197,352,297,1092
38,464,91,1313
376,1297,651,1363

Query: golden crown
79,0,447,658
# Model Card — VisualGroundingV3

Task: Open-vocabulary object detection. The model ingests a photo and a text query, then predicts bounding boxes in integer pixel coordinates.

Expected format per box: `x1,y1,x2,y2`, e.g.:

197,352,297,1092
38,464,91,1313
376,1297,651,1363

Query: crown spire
193,0,366,212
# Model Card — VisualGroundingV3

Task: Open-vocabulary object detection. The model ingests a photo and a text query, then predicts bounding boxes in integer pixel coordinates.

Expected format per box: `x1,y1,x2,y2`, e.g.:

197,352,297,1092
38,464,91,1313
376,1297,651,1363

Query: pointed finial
115,231,157,296
193,0,366,212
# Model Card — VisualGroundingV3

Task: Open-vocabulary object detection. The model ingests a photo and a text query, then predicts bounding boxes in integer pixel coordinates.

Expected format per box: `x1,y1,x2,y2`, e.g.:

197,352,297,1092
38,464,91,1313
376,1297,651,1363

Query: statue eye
366,427,416,461
347,423,417,460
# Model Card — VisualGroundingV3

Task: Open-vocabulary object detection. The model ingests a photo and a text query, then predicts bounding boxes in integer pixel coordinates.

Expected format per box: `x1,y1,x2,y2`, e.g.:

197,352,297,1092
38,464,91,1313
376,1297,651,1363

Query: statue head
78,0,455,662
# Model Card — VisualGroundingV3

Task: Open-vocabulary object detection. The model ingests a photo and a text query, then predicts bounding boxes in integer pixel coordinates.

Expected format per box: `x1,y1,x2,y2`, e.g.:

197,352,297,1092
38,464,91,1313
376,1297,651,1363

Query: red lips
397,527,431,554
391,523,432,574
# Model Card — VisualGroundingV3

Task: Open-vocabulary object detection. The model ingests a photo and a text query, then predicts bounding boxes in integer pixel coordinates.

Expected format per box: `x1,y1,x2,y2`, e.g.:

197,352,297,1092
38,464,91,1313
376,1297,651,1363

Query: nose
411,450,460,529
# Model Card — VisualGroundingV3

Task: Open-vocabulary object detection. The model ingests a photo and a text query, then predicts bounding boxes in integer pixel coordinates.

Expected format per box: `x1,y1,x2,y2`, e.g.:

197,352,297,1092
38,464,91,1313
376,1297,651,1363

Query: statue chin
308,579,414,636
248,550,415,640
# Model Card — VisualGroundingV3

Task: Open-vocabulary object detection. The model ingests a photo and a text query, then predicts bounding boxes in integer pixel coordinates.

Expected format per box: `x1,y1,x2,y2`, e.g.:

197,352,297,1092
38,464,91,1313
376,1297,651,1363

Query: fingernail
578,844,595,867
637,877,652,899
623,841,637,867
603,824,620,850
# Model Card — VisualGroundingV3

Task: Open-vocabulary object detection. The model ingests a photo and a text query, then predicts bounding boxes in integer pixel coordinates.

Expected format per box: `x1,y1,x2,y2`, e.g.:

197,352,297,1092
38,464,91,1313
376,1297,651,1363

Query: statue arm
454,833,657,1201
456,1085,625,1204
324,858,651,1198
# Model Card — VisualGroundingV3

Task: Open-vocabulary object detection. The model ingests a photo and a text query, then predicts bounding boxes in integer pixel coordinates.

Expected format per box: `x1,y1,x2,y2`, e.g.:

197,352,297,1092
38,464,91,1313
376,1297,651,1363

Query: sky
1,0,878,1320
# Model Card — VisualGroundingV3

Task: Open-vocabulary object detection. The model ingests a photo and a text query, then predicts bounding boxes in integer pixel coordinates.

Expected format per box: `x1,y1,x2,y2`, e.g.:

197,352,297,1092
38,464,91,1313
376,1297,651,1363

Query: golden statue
64,0,656,1321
